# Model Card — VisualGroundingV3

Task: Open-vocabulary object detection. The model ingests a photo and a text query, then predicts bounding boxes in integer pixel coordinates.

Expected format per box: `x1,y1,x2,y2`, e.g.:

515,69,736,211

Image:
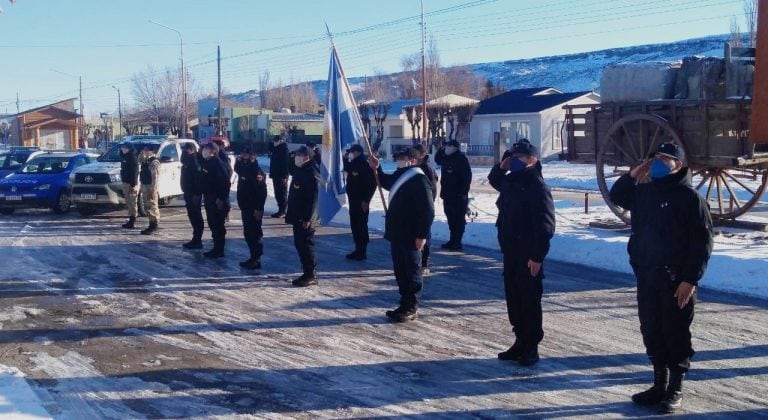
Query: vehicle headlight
110,174,121,183
69,172,76,182
36,184,51,190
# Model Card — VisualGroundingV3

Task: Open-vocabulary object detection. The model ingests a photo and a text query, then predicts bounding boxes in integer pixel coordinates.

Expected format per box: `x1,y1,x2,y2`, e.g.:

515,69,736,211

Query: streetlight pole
51,69,84,148
112,86,122,139
149,20,187,138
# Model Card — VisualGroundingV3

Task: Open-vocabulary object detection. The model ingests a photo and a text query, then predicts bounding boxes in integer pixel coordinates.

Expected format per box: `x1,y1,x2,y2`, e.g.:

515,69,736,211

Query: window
389,125,403,139
159,144,179,162
70,156,87,169
0,154,6,168
552,120,564,149
500,121,530,144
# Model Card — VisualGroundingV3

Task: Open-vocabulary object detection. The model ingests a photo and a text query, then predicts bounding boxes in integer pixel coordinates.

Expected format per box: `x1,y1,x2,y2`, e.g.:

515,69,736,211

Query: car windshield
99,142,161,162
20,156,72,174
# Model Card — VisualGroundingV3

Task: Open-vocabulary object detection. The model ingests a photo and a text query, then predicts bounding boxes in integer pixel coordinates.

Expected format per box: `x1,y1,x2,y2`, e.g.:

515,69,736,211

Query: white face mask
347,154,355,163
396,160,410,169
294,156,307,167
445,146,458,155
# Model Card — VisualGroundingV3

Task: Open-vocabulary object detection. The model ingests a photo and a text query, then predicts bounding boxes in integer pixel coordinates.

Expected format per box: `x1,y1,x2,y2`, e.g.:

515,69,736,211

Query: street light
111,85,122,139
149,19,187,138
51,68,84,147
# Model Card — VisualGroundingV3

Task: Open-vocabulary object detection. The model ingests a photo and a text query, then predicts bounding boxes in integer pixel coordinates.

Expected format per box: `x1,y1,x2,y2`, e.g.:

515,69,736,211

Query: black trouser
241,207,264,260
292,223,316,276
634,265,696,372
443,196,468,243
502,251,544,348
348,199,370,253
422,230,432,268
390,240,423,310
183,192,204,242
204,197,227,251
273,177,288,212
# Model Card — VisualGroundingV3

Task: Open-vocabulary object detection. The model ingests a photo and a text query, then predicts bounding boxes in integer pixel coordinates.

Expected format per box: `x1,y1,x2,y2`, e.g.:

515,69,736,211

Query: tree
259,70,270,109
744,0,757,47
130,66,200,135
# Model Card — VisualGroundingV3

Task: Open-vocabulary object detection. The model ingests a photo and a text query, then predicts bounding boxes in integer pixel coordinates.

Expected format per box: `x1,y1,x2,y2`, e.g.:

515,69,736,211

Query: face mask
508,158,527,173
445,146,457,155
397,160,410,169
347,154,355,163
649,159,673,179
294,156,307,167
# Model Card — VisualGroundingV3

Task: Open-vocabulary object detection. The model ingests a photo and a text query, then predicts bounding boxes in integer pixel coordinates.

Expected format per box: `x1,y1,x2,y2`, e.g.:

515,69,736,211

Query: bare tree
259,70,270,109
730,16,743,47
744,0,757,47
131,66,200,135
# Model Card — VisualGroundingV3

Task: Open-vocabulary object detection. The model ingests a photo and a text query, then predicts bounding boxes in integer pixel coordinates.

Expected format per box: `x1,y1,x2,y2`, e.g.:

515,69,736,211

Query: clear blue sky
0,0,748,116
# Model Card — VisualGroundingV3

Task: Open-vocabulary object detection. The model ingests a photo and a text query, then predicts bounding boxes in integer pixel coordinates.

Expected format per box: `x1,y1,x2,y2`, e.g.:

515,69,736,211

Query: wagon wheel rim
596,114,686,224
691,167,768,220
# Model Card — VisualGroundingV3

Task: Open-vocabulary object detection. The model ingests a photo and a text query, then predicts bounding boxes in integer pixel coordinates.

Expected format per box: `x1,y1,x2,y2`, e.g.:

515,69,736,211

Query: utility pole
217,45,223,137
16,93,21,146
420,0,428,147
79,76,84,148
149,20,187,137
112,86,122,139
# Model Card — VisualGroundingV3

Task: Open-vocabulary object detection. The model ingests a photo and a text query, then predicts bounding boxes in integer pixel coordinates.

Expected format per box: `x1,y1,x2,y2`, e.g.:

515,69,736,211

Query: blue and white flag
318,47,367,224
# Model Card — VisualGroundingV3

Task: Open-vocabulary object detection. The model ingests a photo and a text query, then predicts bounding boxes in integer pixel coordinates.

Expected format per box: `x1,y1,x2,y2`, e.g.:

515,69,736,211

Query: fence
465,144,495,156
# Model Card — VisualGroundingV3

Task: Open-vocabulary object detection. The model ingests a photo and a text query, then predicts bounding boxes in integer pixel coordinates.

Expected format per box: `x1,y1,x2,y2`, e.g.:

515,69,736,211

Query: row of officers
118,136,712,414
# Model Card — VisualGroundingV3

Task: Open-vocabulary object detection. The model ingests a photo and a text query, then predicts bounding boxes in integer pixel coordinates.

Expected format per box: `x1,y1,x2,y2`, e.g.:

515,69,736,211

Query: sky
0,0,750,117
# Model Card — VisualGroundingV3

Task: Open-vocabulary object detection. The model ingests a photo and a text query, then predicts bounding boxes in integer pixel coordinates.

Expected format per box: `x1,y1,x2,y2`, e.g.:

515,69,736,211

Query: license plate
80,193,97,200
5,195,21,201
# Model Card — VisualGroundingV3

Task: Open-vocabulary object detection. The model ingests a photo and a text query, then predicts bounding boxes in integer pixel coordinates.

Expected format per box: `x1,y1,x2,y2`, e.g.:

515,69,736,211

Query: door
157,143,182,198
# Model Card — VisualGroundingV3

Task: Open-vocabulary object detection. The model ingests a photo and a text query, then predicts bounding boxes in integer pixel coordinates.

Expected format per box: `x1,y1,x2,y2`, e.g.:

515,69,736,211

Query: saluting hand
674,282,696,309
528,260,542,277
630,160,652,181
500,157,512,171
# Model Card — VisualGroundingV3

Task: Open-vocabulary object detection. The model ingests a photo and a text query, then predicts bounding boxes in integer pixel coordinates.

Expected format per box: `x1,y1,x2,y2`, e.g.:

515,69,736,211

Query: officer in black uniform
342,144,377,261
413,143,438,273
235,146,268,270
609,142,713,414
200,142,231,258
488,139,555,367
434,139,472,250
306,141,322,168
119,143,140,229
269,136,290,218
181,143,204,249
286,146,320,287
369,148,434,322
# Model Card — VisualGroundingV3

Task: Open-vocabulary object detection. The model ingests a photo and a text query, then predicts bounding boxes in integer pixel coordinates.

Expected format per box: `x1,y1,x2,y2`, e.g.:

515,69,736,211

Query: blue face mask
649,159,672,179
508,158,527,173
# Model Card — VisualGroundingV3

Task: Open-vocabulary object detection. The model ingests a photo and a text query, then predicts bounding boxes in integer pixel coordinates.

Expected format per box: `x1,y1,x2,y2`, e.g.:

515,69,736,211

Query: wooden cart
562,99,768,223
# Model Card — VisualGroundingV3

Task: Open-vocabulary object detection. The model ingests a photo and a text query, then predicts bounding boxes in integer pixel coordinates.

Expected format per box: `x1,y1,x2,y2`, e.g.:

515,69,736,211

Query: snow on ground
0,365,51,419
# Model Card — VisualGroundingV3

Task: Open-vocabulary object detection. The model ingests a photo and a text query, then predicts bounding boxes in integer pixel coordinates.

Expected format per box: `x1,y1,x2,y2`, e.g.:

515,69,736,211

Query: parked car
0,151,97,214
0,147,43,179
70,138,198,216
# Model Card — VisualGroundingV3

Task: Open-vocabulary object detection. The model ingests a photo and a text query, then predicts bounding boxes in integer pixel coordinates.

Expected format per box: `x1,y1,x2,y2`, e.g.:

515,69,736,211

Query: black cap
510,138,537,157
348,144,364,154
295,145,315,158
241,145,254,154
445,140,460,148
182,142,197,151
655,142,683,161
273,135,282,142
394,147,419,160
203,142,219,152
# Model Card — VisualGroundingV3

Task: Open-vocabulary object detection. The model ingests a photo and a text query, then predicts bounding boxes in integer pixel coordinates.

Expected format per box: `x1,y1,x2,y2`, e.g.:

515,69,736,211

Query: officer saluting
609,142,713,413
181,142,204,249
343,144,377,261
200,142,231,258
434,139,472,251
369,148,434,322
235,146,267,270
286,146,320,287
413,143,438,273
269,136,290,218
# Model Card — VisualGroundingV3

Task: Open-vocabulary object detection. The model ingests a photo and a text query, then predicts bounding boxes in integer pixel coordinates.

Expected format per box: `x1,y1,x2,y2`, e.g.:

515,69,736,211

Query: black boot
632,364,668,406
518,345,540,366
183,239,203,249
122,217,136,229
240,255,261,270
140,222,158,235
498,338,524,361
658,369,685,413
385,306,417,322
203,248,225,258
271,209,285,218
292,272,317,287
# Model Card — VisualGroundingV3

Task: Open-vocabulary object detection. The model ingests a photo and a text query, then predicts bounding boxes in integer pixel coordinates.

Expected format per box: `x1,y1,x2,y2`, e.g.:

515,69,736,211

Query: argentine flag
318,47,367,224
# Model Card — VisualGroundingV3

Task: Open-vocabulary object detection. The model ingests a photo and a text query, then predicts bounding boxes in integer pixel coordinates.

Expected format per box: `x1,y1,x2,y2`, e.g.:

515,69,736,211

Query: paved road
0,207,766,418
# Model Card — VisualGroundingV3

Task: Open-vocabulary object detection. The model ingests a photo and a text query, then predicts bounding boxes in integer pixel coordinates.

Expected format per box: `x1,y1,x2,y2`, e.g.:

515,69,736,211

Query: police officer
119,143,140,229
286,146,320,287
269,136,290,218
369,148,434,322
413,143,438,273
306,141,322,168
138,146,161,235
200,142,231,258
488,139,555,366
181,143,204,249
235,146,267,270
342,144,377,261
609,142,713,414
434,139,472,250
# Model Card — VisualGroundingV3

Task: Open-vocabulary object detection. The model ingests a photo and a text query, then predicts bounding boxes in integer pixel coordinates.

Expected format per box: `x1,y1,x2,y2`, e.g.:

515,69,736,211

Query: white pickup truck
70,137,198,216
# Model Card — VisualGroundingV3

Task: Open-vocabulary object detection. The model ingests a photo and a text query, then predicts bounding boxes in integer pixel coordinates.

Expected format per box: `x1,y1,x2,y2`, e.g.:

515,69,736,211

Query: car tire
77,206,97,217
0,208,14,215
52,190,71,214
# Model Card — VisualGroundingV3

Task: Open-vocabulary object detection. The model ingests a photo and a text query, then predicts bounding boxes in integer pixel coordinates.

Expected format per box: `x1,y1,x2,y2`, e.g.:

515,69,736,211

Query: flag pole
325,25,388,213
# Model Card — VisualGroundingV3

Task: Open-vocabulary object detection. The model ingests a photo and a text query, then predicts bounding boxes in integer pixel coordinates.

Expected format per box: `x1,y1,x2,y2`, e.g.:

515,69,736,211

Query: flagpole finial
324,22,335,47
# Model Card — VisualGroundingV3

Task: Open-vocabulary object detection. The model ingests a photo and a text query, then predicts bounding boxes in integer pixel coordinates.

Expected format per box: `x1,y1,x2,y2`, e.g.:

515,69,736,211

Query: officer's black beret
655,142,683,161
348,144,364,154
295,145,315,158
510,138,537,157
445,140,460,148
394,147,419,160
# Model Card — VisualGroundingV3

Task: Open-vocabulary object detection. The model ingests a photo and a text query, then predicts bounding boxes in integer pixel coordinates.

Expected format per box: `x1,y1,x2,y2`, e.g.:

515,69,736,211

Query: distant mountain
227,33,734,105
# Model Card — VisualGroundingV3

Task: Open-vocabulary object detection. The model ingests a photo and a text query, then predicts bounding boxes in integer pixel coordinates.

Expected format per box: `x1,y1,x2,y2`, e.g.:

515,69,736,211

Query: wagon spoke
720,174,742,209
715,173,725,215
621,122,641,161
647,124,661,158
605,134,638,164
705,173,715,202
694,173,711,191
722,170,758,196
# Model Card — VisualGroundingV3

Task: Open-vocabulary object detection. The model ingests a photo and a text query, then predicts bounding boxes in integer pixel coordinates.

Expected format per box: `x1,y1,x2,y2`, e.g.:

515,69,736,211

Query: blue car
0,152,96,215
0,147,42,179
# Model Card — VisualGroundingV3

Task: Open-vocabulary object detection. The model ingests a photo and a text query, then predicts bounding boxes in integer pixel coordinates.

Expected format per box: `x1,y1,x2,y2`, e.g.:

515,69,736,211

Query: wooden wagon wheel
596,114,686,224
690,167,768,220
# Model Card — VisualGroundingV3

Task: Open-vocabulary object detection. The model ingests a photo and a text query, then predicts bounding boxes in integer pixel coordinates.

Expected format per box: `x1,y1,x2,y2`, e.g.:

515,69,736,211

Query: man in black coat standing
343,144,377,261
414,143,438,273
235,147,268,270
488,139,555,367
181,143,205,249
200,142,231,258
286,146,320,287
269,136,290,218
434,139,472,250
119,143,140,229
369,148,434,322
609,142,713,414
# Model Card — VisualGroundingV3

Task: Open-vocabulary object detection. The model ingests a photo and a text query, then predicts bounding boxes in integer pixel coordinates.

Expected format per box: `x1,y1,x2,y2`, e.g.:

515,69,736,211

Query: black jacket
434,148,472,200
378,166,435,244
269,142,290,179
285,161,319,225
120,147,139,186
180,151,204,194
343,155,377,203
201,156,231,201
419,155,439,202
235,158,267,211
488,162,555,263
609,168,713,285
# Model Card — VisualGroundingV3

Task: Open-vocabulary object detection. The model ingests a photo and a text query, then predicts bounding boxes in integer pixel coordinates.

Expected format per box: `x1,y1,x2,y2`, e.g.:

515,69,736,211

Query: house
470,87,600,159
7,99,82,149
